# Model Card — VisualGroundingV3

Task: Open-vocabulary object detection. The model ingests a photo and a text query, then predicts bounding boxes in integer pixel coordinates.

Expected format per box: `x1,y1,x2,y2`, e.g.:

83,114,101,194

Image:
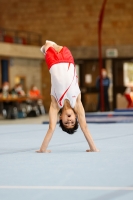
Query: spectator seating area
0,28,42,46
0,83,45,120
0,96,45,119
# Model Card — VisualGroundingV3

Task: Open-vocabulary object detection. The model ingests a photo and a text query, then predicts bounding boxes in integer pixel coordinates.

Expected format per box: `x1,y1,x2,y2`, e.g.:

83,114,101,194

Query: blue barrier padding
115,108,133,112
85,111,133,117
86,116,133,123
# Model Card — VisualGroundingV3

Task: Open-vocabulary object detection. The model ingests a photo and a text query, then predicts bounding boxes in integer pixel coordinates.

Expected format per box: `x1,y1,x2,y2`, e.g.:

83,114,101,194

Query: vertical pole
98,0,107,111
1,60,9,83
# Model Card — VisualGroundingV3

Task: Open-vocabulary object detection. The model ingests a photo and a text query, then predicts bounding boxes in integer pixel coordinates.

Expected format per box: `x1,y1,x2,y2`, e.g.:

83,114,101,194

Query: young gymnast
37,40,99,153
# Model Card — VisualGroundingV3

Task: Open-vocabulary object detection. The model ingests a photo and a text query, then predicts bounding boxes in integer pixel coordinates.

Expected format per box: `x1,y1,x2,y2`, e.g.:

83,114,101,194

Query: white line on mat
0,186,133,190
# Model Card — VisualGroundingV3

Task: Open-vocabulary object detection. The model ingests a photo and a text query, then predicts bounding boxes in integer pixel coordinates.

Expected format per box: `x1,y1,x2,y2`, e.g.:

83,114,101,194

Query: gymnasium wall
0,0,133,111
0,0,133,47
9,58,42,93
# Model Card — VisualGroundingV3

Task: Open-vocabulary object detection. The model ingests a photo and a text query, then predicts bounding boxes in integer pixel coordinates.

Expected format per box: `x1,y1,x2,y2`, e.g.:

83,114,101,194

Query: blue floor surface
0,123,133,200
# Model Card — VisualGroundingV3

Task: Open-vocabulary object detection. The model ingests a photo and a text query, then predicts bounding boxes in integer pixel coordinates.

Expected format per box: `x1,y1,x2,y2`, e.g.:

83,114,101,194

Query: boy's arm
37,96,59,153
75,95,99,152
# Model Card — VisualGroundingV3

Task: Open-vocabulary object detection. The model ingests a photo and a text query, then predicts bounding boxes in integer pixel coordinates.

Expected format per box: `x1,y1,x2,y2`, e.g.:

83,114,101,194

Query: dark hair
59,118,78,134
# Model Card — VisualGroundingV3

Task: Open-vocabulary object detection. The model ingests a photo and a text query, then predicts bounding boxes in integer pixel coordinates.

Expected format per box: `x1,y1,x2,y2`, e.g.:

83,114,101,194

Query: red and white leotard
45,46,80,108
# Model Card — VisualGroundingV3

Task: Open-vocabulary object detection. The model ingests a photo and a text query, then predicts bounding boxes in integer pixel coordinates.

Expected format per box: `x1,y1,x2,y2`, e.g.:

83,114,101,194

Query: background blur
0,0,133,114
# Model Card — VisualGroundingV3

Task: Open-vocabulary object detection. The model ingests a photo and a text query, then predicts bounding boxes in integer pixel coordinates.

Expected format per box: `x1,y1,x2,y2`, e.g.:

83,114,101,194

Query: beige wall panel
9,58,42,94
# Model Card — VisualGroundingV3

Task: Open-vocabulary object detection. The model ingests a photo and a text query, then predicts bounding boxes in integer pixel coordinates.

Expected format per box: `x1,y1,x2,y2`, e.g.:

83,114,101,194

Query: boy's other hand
86,149,100,152
36,149,51,153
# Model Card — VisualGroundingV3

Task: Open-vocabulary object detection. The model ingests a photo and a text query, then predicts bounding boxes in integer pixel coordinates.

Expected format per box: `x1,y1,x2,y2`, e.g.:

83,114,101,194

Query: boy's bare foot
36,149,51,153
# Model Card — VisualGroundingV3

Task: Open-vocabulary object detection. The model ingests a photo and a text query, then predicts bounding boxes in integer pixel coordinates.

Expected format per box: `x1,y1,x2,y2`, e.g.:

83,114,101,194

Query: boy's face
60,108,76,129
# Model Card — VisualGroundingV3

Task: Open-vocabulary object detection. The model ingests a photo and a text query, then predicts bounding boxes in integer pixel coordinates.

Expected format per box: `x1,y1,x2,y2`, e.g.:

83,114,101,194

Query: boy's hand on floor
36,149,51,153
86,149,100,152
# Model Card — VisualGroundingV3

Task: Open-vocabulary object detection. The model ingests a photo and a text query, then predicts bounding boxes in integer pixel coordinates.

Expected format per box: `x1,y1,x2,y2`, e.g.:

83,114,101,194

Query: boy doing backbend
37,40,99,153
